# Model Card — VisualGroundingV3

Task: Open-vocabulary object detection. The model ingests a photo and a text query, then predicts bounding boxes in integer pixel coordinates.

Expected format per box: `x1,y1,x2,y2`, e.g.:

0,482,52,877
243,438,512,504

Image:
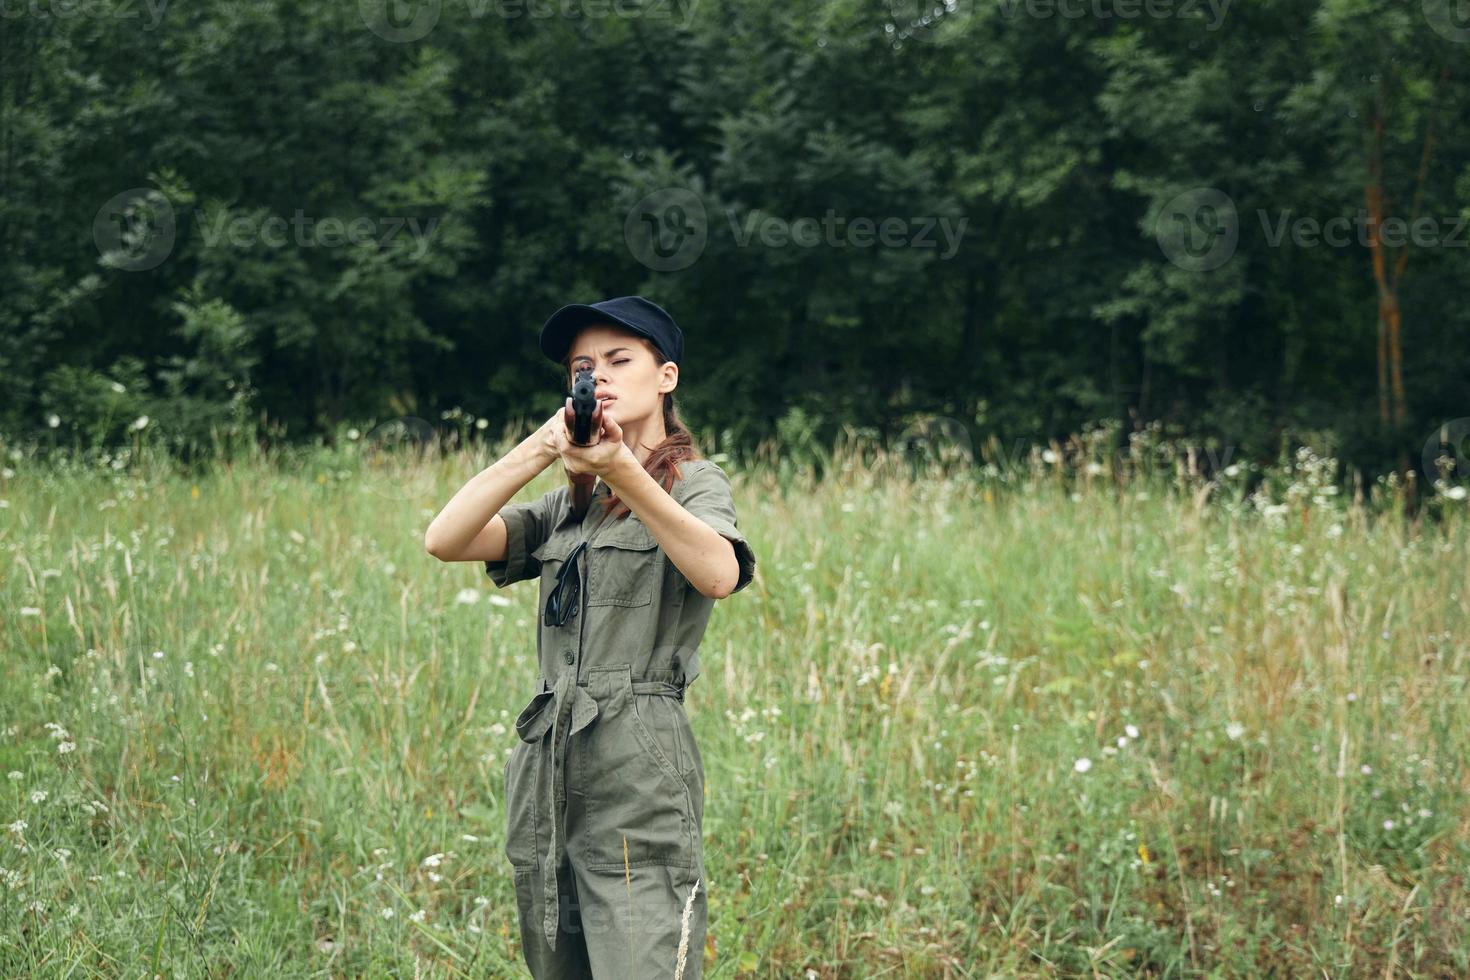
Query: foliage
1,0,1467,478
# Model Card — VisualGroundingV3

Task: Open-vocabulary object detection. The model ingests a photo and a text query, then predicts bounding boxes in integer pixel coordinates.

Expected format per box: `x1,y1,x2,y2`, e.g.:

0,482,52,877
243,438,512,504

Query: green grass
2,428,1467,977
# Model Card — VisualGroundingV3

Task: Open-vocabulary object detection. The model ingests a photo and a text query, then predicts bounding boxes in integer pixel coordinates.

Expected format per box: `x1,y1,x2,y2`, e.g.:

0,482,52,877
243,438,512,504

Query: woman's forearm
602,449,741,599
423,432,556,559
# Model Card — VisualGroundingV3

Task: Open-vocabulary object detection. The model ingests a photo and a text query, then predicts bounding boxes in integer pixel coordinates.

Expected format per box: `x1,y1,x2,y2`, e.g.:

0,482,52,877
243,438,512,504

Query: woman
424,295,757,979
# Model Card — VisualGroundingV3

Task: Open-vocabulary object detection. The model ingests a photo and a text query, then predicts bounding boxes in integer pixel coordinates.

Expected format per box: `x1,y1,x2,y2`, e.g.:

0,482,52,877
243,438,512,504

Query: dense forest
2,0,1467,477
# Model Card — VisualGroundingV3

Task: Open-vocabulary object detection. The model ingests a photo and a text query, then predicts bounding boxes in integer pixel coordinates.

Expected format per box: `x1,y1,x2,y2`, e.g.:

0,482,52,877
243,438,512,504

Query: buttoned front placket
555,481,610,686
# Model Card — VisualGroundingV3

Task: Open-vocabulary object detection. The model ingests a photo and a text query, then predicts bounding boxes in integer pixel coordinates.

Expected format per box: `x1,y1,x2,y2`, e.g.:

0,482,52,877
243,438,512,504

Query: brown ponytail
561,337,701,520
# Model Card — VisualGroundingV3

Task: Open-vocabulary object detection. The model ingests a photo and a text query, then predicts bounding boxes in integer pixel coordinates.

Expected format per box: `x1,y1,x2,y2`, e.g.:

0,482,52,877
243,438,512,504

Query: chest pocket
531,528,580,593
587,517,661,607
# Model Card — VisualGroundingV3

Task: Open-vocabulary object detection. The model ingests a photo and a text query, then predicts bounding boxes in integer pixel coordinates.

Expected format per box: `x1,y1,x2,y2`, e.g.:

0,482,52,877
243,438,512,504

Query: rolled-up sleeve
677,460,756,596
484,487,566,588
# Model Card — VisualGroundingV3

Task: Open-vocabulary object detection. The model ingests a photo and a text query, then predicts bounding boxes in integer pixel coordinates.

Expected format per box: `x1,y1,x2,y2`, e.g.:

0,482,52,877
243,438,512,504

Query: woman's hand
532,408,570,468
553,397,628,479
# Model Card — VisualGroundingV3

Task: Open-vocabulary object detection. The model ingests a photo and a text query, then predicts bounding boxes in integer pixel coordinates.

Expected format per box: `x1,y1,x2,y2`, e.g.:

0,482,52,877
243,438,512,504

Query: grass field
3,426,1467,977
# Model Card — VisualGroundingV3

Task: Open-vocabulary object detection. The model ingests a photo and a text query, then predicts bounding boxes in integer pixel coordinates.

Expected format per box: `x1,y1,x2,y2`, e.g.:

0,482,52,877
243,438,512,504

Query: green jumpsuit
484,459,757,979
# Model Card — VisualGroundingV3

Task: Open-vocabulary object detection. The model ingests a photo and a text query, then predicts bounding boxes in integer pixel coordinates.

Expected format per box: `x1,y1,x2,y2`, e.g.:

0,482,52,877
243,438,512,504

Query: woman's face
567,324,677,428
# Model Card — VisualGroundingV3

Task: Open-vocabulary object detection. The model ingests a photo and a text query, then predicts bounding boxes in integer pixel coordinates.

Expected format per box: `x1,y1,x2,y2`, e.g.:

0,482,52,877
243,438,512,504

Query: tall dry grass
2,423,1466,976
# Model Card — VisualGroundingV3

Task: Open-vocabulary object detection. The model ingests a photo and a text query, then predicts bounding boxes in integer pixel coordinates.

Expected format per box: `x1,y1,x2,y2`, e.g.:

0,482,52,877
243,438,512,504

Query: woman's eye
613,359,629,365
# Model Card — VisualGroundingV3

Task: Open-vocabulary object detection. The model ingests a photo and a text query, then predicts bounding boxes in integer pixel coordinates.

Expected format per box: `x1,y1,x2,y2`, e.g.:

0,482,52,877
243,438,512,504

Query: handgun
566,357,600,521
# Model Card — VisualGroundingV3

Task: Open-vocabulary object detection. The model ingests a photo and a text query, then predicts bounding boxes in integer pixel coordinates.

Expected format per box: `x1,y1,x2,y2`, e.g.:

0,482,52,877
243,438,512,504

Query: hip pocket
577,675,695,871
503,740,539,871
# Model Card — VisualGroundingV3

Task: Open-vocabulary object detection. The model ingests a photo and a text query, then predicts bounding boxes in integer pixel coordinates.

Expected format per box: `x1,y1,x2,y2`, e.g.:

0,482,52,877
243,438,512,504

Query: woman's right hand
533,400,584,466
532,405,568,467
537,398,605,465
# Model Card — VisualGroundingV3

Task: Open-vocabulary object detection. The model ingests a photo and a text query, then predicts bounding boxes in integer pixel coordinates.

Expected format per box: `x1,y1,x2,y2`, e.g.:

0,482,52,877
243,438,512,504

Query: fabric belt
513,669,685,951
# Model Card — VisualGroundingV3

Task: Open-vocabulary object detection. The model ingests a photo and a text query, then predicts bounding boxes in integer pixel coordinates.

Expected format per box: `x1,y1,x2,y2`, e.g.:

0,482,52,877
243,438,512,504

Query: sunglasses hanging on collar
544,539,590,627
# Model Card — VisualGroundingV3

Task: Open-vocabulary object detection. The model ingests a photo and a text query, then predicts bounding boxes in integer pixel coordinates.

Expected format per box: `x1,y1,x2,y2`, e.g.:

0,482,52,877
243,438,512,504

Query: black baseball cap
540,295,684,368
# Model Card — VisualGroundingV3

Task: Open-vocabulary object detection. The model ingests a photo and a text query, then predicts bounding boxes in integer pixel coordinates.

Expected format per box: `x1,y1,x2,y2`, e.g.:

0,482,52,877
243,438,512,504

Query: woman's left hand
557,400,630,479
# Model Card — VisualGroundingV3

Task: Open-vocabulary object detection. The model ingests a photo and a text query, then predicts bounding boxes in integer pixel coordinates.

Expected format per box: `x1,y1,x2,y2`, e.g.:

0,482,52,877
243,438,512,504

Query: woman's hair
560,333,700,521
